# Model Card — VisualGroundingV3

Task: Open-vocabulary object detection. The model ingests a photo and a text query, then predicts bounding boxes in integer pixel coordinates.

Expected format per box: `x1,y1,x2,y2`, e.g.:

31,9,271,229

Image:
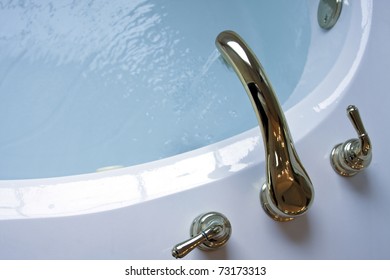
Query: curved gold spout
216,31,314,222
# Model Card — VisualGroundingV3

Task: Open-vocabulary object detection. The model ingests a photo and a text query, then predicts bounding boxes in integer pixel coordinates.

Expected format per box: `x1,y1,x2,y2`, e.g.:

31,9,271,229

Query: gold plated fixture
331,105,372,176
172,212,231,259
216,31,314,222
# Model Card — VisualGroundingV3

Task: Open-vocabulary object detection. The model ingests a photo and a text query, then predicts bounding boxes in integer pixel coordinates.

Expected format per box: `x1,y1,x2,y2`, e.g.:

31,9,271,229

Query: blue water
0,0,310,179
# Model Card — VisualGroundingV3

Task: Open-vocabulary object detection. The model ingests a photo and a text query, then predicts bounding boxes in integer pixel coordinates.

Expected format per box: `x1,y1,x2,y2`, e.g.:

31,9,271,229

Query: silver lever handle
331,105,372,176
347,105,371,156
172,212,231,259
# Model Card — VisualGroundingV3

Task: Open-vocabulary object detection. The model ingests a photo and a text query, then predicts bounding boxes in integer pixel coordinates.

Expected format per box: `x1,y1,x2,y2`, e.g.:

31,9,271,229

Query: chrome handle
331,105,372,176
172,225,222,259
172,212,231,259
347,105,371,156
216,30,314,222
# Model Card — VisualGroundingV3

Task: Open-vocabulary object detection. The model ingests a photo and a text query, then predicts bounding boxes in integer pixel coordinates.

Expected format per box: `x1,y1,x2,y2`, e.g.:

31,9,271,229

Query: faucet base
171,212,232,259
190,212,232,251
260,184,295,222
330,143,358,176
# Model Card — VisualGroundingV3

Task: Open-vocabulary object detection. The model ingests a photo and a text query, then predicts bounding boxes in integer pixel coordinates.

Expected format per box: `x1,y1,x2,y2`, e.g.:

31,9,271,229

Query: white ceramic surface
1,0,389,259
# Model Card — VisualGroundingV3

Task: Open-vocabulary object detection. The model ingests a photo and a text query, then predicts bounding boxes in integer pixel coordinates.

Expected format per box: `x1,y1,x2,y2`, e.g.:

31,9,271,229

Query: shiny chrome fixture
331,105,372,176
216,31,314,222
318,0,343,30
172,212,231,259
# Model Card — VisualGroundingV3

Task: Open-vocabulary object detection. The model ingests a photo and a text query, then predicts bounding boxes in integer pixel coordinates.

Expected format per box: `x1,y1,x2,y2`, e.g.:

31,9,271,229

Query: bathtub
1,0,389,259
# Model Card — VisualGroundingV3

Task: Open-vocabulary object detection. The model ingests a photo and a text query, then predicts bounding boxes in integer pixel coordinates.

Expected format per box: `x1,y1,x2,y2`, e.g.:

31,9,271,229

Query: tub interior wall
283,0,353,109
0,0,310,179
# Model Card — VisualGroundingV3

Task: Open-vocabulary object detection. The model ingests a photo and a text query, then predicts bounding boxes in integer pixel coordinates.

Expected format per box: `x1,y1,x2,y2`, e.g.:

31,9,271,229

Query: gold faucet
216,31,314,222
